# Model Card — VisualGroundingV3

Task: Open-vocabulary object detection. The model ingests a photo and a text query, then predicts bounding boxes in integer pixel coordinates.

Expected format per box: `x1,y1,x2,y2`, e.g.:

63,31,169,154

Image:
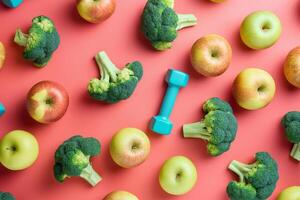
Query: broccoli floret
227,152,279,200
14,16,60,67
281,111,300,161
183,97,237,156
0,192,15,200
88,51,143,103
141,0,197,51
53,135,102,186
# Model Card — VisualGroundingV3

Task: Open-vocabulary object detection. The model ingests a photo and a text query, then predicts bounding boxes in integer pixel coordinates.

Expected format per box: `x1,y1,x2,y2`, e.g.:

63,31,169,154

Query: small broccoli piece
53,135,102,186
0,192,15,200
14,16,60,67
227,152,279,200
281,111,300,161
88,51,143,103
183,97,237,156
141,0,197,51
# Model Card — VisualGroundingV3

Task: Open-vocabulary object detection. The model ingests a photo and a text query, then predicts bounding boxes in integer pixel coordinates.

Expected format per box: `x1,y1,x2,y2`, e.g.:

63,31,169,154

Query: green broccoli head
88,51,143,103
14,16,60,67
227,152,279,200
141,0,197,51
281,111,300,161
0,192,15,200
183,97,237,156
53,135,102,186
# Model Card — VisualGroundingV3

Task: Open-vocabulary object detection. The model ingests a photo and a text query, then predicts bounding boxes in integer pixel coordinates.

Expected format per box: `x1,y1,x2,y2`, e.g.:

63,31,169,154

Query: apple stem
176,14,197,31
14,28,28,47
80,164,102,187
290,143,300,161
183,121,211,141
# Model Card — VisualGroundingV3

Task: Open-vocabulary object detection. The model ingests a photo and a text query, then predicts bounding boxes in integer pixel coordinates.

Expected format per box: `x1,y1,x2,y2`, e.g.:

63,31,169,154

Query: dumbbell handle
159,85,179,118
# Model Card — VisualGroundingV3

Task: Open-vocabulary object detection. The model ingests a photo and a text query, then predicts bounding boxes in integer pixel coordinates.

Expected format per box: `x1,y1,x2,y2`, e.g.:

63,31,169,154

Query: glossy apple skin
284,47,300,88
110,128,150,168
159,156,197,195
0,130,39,170
240,11,281,49
77,0,116,23
27,80,69,124
277,186,300,200
210,0,226,2
191,34,232,77
0,42,5,69
233,68,276,110
104,191,139,200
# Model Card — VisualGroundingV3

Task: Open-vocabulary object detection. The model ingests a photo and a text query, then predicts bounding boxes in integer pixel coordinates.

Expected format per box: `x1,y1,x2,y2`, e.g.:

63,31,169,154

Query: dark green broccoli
0,192,15,200
281,111,300,161
14,16,60,67
183,97,237,156
88,51,143,103
141,0,197,51
53,135,102,187
227,152,279,200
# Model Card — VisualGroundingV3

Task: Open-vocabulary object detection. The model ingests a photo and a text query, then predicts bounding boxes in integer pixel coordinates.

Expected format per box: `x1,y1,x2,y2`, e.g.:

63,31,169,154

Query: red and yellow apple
77,0,116,23
209,0,227,3
27,80,69,124
233,68,276,110
0,130,39,170
0,42,5,69
104,191,139,200
284,46,300,88
190,34,232,77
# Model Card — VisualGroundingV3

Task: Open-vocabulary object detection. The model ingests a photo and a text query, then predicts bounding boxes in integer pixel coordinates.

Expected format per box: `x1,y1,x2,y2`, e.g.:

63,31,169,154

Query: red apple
27,81,69,124
77,0,116,23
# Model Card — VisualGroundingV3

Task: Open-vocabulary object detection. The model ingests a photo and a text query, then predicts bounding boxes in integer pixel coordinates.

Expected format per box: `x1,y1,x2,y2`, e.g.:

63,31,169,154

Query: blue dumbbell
150,69,189,135
0,103,5,116
2,0,23,8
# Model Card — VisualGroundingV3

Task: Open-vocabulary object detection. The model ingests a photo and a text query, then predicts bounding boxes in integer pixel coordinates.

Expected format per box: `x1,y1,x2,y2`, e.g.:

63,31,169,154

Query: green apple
104,190,139,200
0,130,39,170
159,156,197,195
0,42,5,69
110,128,150,168
240,11,281,49
190,34,232,77
277,186,300,200
233,68,276,110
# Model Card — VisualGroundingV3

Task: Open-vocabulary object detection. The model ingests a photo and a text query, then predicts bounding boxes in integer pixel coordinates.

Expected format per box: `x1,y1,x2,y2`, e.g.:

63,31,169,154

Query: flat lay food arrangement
1,0,300,199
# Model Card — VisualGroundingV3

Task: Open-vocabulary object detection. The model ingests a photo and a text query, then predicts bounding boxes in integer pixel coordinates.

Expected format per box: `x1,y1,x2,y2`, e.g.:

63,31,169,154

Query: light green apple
159,156,197,195
240,11,281,49
277,186,300,200
0,130,39,170
104,190,139,200
110,128,151,168
233,68,276,110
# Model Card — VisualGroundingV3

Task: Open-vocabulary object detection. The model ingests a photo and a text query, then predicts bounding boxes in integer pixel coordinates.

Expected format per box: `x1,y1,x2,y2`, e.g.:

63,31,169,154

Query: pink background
0,0,300,199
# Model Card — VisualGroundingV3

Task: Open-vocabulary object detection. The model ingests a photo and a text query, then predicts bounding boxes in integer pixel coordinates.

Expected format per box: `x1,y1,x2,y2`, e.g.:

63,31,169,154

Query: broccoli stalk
290,143,300,161
14,29,28,47
176,14,197,30
183,122,212,140
228,160,255,182
79,163,102,186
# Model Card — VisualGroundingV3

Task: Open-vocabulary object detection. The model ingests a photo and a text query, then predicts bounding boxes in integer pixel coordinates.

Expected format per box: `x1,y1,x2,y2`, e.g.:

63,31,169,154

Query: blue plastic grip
0,103,5,116
2,0,23,8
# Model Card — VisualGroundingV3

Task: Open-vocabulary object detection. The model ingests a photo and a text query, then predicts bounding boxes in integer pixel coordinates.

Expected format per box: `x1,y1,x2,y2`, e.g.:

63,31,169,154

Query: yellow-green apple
0,42,5,69
0,130,39,170
240,11,281,49
159,156,197,195
27,80,69,124
77,0,116,23
104,191,139,200
233,68,276,110
110,128,150,168
209,0,227,3
191,34,232,77
284,46,300,88
277,186,300,200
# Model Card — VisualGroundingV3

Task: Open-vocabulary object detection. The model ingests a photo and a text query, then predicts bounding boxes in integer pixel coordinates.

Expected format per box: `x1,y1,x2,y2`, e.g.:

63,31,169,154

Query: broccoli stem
290,143,300,161
95,51,120,82
14,29,28,47
228,160,255,182
176,14,197,31
183,121,211,141
80,164,102,187
95,53,109,82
